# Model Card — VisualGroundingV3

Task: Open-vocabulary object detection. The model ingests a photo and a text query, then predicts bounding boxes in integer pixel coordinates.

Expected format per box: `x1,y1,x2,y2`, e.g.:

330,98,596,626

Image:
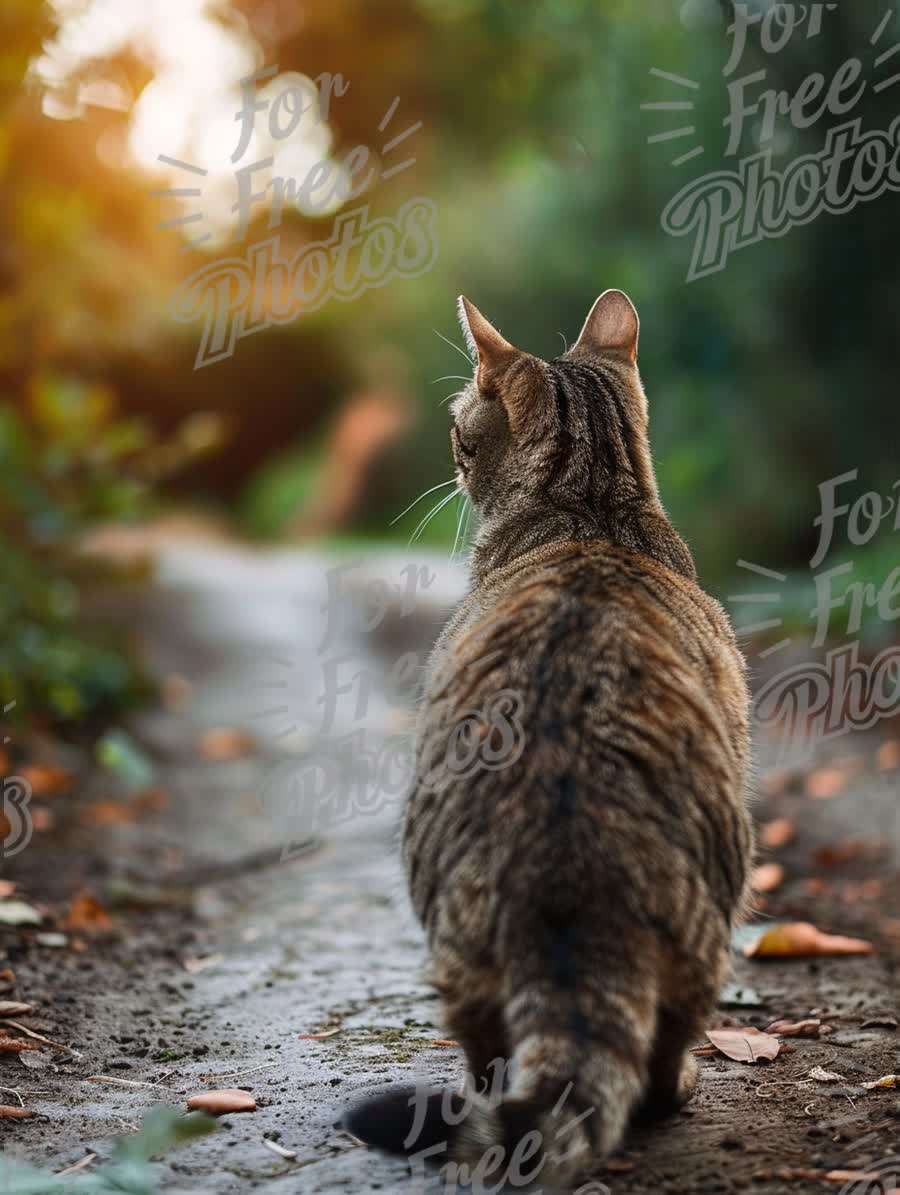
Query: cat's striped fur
347,291,753,1186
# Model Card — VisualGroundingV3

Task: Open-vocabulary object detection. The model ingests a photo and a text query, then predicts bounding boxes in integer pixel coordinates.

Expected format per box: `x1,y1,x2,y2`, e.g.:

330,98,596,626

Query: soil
2,545,900,1195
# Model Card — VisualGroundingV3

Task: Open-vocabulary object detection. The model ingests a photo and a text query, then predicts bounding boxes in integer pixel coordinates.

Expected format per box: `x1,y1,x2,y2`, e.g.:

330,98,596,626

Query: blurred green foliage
0,1105,217,1193
0,378,221,723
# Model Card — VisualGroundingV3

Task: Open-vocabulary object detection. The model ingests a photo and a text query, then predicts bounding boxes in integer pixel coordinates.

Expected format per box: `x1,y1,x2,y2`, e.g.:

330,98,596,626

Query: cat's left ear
457,296,520,392
572,289,639,364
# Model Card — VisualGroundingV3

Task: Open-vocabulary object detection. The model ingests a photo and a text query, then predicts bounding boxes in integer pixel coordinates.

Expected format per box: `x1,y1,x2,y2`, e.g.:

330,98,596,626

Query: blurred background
1,0,898,721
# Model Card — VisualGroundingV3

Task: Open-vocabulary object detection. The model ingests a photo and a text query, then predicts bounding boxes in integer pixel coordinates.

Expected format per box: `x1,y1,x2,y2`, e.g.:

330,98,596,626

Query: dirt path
2,546,900,1194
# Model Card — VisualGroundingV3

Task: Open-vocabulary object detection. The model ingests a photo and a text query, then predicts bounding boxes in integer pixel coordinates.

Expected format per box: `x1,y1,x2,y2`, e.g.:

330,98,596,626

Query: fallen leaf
752,863,785,893
262,1139,297,1161
0,901,42,927
64,891,112,932
0,1003,32,1016
187,1088,257,1115
760,817,795,849
18,765,72,797
809,1065,843,1083
95,731,154,789
766,1018,822,1038
814,839,867,867
198,728,256,761
35,933,68,948
805,768,848,799
298,1028,342,1040
705,1027,781,1063
825,1172,879,1184
31,808,54,832
803,878,830,897
743,921,874,959
0,1105,33,1119
603,1159,635,1173
876,739,900,771
430,1039,460,1047
80,789,169,827
0,1040,39,1053
753,1167,824,1182
861,1016,898,1030
862,1074,900,1090
183,954,224,975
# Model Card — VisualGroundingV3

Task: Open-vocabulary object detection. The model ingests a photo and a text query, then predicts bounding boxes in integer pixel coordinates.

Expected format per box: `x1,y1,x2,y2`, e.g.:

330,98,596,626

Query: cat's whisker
433,328,475,365
409,486,460,544
450,493,467,560
390,478,457,526
431,375,471,385
440,389,464,407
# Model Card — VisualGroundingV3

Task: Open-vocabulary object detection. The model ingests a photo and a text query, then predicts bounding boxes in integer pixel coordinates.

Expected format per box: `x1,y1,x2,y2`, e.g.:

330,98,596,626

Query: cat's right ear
572,289,639,364
457,296,519,393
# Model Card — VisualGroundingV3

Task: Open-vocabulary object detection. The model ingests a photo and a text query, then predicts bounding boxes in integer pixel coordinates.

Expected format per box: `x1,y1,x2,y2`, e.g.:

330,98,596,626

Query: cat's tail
343,973,656,1186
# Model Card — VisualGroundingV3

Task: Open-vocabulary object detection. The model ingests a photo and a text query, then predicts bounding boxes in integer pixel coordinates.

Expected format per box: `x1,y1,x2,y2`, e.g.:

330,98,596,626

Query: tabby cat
345,290,753,1186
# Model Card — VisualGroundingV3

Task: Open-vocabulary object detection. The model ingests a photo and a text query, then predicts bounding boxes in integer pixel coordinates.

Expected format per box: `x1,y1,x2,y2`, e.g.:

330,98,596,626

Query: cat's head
450,290,657,520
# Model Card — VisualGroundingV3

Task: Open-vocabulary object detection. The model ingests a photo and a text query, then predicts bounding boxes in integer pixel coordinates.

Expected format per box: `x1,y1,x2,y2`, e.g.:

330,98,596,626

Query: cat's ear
572,289,639,364
457,296,519,392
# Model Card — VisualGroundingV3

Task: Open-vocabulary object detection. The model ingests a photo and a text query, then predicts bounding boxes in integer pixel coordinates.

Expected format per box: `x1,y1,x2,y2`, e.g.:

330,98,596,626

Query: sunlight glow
32,1,355,244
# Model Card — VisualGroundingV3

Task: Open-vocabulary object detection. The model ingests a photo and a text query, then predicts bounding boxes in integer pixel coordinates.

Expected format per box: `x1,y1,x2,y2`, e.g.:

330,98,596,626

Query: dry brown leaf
18,765,72,797
824,1172,880,1184
862,1073,900,1090
705,1027,781,1063
198,728,256,761
876,740,900,771
760,817,795,849
752,863,785,893
80,789,169,827
744,921,874,958
766,1018,822,1038
186,1088,257,1115
805,767,849,799
33,808,54,832
753,1167,824,1182
0,1105,33,1119
430,1039,460,1047
814,839,867,867
809,1065,843,1082
64,891,112,932
803,878,830,898
603,1159,635,1173
0,1039,39,1053
0,1003,32,1016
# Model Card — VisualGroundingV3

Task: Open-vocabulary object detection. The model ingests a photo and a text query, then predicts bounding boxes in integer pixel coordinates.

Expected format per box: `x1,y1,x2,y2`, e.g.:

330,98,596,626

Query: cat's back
408,539,752,937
